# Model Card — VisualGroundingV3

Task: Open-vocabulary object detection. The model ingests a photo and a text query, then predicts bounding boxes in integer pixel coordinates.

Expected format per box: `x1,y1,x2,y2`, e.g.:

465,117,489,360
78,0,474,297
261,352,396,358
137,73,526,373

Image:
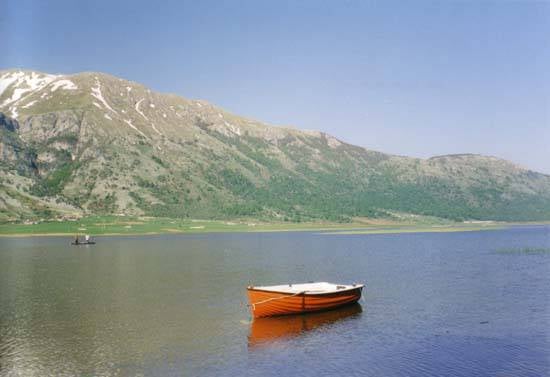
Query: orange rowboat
247,282,364,318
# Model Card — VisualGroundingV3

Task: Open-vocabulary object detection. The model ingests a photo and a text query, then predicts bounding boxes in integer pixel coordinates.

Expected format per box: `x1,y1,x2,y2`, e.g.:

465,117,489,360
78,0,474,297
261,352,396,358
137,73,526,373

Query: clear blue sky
2,0,549,173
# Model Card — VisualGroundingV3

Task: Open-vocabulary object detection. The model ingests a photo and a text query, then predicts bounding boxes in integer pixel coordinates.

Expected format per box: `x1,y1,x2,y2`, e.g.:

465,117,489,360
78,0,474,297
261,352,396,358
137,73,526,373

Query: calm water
1,227,549,376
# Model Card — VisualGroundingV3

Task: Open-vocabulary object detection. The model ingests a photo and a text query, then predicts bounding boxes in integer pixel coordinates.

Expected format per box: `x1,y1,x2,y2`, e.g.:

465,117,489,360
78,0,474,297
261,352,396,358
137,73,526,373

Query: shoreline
0,217,546,238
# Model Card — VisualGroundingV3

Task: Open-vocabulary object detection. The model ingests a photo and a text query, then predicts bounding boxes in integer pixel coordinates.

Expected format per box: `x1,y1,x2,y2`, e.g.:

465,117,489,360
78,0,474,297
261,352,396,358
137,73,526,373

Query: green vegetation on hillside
2,69,550,224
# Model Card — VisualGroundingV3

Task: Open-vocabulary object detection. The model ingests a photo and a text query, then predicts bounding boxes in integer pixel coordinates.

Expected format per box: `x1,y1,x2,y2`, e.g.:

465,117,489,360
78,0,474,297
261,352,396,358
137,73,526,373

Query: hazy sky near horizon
2,0,549,173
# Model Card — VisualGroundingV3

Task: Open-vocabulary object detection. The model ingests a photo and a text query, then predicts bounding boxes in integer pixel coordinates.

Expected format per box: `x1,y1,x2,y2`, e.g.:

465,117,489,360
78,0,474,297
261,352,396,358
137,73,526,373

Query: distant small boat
71,235,95,245
247,282,364,318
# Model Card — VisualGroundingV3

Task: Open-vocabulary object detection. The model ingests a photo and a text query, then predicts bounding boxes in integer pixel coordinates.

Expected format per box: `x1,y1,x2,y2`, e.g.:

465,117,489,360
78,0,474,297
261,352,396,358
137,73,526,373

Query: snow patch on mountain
0,72,22,97
135,99,148,120
151,123,162,135
22,100,37,109
91,81,117,114
0,71,57,107
225,121,241,136
50,79,77,92
124,119,148,138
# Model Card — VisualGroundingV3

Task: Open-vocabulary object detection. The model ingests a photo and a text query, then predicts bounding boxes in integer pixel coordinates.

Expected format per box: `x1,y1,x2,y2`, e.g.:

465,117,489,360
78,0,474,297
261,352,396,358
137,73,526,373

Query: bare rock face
20,111,81,142
0,113,19,132
0,112,22,162
0,112,37,175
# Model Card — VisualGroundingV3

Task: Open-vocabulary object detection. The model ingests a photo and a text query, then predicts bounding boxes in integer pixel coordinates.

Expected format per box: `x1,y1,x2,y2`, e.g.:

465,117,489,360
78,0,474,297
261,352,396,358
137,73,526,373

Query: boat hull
247,286,363,318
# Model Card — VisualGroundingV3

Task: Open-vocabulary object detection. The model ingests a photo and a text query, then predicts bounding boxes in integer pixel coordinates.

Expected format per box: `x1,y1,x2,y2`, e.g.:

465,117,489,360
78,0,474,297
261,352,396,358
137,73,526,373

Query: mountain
1,68,550,223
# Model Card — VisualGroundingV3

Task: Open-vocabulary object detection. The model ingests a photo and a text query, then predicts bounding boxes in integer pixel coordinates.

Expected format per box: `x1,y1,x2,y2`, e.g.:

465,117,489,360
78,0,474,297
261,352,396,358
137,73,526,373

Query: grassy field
0,215,518,237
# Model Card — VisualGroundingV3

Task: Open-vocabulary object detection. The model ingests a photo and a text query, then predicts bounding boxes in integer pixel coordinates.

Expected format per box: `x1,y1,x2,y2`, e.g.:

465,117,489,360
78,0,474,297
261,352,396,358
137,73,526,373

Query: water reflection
248,303,362,346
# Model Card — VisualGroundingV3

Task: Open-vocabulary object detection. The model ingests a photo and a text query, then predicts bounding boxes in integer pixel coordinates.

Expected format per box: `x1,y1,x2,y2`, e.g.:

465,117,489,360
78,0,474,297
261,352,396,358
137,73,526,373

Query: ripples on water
1,226,549,376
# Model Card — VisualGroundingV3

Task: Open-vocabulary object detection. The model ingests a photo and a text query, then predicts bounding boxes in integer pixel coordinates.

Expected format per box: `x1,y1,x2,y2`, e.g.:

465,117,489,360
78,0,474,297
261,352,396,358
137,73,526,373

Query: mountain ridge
0,68,538,167
1,68,550,222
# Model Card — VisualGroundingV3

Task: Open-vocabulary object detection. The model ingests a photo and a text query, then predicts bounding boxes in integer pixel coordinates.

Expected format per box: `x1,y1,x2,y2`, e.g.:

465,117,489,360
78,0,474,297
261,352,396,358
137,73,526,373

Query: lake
1,226,549,376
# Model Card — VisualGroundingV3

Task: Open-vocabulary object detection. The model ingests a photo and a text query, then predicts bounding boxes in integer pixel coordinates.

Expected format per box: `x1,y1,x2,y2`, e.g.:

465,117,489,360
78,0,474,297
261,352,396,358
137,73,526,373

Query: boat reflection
248,303,362,346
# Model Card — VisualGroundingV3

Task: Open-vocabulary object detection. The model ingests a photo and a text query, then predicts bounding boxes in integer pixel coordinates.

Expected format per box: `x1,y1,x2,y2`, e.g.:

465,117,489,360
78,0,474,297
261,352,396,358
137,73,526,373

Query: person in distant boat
85,235,90,243
74,235,79,244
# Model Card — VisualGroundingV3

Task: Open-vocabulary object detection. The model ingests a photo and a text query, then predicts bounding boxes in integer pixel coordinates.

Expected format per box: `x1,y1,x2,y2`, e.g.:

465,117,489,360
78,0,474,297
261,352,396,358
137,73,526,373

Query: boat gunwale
247,284,364,296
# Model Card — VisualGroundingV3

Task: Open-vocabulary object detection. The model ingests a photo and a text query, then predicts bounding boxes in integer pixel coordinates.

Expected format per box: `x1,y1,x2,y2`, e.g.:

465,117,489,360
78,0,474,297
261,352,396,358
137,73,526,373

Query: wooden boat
247,282,364,318
249,303,362,345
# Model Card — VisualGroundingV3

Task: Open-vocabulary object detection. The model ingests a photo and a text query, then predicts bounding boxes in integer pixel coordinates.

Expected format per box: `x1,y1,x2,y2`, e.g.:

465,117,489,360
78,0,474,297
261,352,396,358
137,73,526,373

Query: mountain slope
1,69,550,222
